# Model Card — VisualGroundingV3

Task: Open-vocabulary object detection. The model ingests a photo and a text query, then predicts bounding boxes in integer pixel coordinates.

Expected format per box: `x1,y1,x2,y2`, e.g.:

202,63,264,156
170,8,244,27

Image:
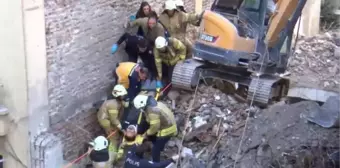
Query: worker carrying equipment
124,143,179,168
133,94,178,162
125,15,166,47
158,0,203,58
97,84,129,164
154,36,186,84
88,136,111,168
115,62,149,101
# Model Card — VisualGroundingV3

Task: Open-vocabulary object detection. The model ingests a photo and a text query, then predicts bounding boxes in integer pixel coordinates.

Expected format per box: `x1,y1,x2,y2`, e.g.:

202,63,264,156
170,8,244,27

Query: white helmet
112,84,127,97
174,0,184,7
155,36,168,49
165,0,177,10
89,136,108,151
133,95,149,109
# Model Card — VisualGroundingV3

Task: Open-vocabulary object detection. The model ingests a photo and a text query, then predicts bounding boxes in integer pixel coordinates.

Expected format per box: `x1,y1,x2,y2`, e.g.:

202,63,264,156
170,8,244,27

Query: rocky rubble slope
162,85,253,167
289,31,340,92
159,32,340,168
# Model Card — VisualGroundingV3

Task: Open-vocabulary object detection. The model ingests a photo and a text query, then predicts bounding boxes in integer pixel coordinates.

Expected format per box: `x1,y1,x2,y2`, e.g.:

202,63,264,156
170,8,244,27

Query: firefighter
125,15,165,47
174,0,200,26
123,143,179,168
115,62,149,101
97,84,129,163
133,94,178,162
158,0,203,58
135,1,158,36
154,36,186,87
111,34,158,78
88,136,111,168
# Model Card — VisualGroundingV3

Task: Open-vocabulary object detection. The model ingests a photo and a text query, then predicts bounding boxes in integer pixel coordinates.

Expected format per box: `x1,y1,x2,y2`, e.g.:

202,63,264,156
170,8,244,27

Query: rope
62,130,118,168
175,72,202,167
232,48,268,168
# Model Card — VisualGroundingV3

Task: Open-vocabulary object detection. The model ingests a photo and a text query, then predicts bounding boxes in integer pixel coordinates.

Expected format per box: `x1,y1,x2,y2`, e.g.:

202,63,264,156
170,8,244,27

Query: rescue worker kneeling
97,84,128,164
88,136,111,168
124,143,179,168
133,94,178,162
154,36,186,87
115,62,149,101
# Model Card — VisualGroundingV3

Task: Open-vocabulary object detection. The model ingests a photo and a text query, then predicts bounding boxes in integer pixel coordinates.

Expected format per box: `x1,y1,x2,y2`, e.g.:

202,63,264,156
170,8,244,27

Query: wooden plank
195,0,203,13
294,0,321,37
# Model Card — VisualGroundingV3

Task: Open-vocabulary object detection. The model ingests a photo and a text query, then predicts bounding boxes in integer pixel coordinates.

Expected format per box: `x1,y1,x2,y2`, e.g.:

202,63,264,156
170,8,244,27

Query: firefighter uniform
133,95,178,162
127,18,166,46
97,85,128,164
158,0,202,58
154,37,186,81
115,62,142,101
97,99,123,150
88,136,112,168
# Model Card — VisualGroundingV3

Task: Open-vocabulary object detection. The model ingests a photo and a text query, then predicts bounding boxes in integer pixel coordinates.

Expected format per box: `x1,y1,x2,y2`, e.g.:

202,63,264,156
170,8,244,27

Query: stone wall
44,0,213,162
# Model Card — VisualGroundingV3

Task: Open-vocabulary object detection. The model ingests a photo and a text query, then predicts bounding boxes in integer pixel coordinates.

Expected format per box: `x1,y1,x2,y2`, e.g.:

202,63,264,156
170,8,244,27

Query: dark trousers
162,63,175,84
126,52,138,63
149,136,171,162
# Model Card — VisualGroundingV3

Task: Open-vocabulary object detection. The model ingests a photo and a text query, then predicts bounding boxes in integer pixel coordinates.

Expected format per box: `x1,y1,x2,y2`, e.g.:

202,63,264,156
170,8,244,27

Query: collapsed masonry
155,31,340,168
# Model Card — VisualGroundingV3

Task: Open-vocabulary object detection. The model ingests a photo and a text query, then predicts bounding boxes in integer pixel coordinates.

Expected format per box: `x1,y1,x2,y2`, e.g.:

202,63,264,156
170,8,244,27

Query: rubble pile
162,84,254,167
289,31,340,92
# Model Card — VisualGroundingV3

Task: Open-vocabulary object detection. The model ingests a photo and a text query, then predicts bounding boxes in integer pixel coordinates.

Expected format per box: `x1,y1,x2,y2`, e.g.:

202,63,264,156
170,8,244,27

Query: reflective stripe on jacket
154,37,186,79
145,102,177,137
97,99,123,129
115,62,137,89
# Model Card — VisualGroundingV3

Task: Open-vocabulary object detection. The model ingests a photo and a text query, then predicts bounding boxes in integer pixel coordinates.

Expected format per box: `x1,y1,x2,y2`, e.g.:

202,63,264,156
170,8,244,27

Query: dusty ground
156,31,340,168
289,31,340,92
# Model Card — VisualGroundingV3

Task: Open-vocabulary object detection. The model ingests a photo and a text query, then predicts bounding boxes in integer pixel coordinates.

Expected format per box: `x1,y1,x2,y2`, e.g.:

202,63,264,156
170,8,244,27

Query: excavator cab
171,0,308,107
194,0,268,66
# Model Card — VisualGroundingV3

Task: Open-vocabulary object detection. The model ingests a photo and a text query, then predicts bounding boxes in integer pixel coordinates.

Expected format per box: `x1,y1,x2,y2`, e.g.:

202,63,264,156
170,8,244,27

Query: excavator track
172,59,204,91
247,76,289,107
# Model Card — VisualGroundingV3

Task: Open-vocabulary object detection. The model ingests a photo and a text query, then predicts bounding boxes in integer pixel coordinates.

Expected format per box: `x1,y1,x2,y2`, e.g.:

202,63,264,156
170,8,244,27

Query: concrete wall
0,0,30,167
44,0,213,163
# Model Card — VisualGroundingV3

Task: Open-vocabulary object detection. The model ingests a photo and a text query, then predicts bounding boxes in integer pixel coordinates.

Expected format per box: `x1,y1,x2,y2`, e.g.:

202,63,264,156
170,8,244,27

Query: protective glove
117,124,123,131
111,44,118,54
129,15,136,21
171,155,180,162
123,101,129,108
156,80,163,89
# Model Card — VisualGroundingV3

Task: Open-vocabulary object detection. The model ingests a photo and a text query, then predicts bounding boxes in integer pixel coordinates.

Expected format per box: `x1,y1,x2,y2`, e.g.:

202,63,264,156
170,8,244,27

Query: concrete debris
289,31,340,92
181,147,193,157
161,84,250,167
287,87,339,102
300,95,340,128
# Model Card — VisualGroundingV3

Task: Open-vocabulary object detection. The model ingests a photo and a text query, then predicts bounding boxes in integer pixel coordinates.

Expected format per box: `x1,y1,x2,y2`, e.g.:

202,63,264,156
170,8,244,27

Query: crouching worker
115,62,149,101
124,143,179,168
88,136,111,168
133,95,178,162
97,84,128,163
154,36,186,87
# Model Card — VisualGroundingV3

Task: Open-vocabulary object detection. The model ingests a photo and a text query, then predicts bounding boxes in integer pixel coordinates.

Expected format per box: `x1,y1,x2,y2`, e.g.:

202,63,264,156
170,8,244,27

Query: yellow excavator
172,0,307,107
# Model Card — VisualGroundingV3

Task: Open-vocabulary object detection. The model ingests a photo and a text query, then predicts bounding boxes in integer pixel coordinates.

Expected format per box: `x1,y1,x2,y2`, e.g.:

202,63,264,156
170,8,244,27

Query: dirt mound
289,32,340,92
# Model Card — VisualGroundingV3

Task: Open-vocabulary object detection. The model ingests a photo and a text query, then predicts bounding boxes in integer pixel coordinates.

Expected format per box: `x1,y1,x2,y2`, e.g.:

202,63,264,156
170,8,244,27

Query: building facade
0,0,211,167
